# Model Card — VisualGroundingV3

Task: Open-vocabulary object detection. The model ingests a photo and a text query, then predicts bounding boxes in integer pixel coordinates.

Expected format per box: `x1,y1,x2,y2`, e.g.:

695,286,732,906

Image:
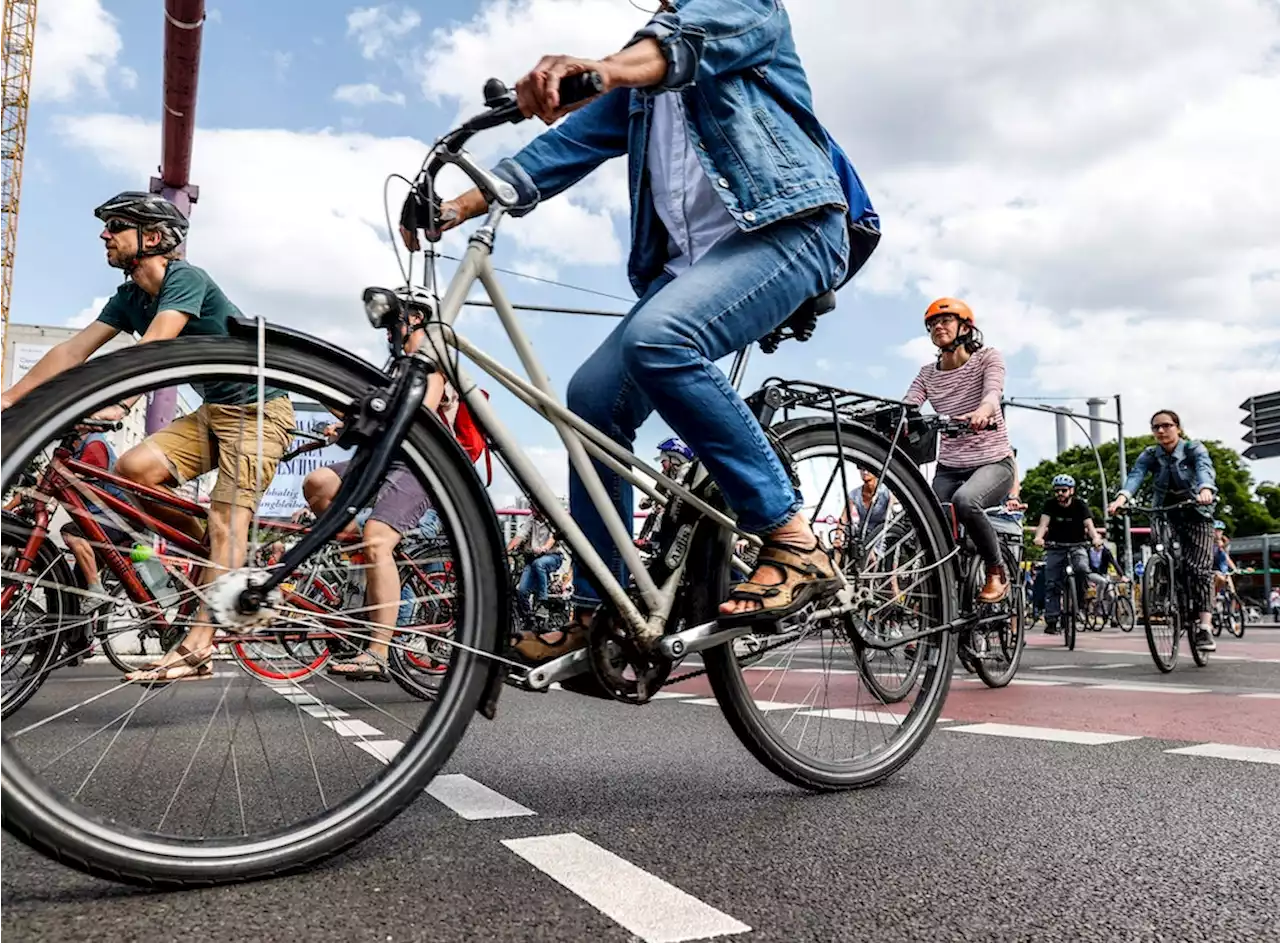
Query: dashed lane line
502,833,751,943
945,723,1141,745
1164,743,1280,766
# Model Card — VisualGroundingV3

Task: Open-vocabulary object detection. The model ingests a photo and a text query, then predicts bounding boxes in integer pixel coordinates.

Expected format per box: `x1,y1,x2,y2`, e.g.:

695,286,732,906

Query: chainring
586,606,671,705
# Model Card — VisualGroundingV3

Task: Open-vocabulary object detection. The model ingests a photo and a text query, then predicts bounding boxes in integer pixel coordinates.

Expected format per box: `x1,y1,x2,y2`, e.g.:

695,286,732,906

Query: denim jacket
492,0,875,296
1119,439,1218,517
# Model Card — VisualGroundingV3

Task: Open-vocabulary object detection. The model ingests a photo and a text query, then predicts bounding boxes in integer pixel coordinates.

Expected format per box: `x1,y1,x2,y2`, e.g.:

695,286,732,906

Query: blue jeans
566,207,849,603
518,552,563,610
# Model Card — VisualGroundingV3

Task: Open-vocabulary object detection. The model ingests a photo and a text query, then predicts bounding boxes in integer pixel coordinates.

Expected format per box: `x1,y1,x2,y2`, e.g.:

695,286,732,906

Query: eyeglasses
1053,488,1070,495
1151,422,1176,432
925,314,958,331
102,218,133,234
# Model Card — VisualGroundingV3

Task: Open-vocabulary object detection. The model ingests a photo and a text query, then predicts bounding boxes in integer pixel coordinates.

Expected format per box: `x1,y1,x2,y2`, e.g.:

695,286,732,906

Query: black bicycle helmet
94,191,189,264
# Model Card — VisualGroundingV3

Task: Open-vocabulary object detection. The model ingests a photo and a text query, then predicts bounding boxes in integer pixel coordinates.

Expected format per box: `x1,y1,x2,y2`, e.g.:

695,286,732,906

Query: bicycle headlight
362,287,400,329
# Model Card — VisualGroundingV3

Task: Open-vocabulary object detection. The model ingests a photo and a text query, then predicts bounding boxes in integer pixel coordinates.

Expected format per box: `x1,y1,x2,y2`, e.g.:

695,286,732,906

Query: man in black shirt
1033,474,1100,633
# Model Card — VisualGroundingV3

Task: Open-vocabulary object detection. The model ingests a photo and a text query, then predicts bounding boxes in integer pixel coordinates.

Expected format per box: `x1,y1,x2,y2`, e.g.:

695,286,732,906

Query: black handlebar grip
558,71,604,108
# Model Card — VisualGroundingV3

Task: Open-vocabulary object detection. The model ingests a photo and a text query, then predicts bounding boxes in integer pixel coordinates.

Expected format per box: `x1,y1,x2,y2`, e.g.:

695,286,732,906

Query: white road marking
1165,743,1280,766
1028,664,1078,671
798,707,953,725
1239,692,1280,699
300,704,350,719
355,739,404,763
1008,678,1070,686
502,832,751,943
687,697,804,711
1086,663,1138,669
946,723,1140,745
426,773,536,820
322,718,385,738
650,691,696,699
1089,683,1210,695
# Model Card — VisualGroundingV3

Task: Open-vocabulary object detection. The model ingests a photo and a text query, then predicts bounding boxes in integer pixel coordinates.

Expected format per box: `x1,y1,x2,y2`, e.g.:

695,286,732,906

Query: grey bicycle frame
411,148,760,640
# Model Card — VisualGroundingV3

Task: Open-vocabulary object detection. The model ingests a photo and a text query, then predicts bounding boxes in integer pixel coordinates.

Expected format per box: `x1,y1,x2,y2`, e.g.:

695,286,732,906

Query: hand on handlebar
1196,487,1215,506
400,189,486,250
954,409,997,433
517,56,611,124
1107,495,1127,516
88,404,128,424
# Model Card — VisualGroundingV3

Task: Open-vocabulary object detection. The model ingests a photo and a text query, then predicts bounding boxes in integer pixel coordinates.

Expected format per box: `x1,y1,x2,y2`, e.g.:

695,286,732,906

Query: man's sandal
718,541,841,629
327,652,391,682
124,644,215,686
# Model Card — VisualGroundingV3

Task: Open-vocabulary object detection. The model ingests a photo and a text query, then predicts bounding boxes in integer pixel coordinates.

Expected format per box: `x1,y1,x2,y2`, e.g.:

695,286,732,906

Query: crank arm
521,647,592,692
657,620,755,660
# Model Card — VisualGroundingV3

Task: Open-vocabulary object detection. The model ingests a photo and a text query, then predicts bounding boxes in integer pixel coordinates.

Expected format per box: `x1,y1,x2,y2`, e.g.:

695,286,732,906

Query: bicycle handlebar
1114,498,1202,515
417,72,604,219
1044,541,1091,549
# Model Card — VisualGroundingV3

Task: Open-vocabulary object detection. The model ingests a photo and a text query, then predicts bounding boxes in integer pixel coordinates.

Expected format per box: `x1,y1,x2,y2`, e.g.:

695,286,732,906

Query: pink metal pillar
145,0,205,435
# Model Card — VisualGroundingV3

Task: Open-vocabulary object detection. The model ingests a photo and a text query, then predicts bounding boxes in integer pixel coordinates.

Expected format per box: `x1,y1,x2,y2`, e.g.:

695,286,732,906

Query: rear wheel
1114,593,1136,633
1142,553,1179,673
704,421,957,791
0,335,503,887
1,534,73,719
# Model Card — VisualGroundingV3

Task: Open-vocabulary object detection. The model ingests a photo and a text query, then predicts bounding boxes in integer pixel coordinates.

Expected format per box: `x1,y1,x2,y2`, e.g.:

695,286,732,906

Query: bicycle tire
1142,553,1179,673
1227,593,1245,638
0,334,503,888
1,532,74,719
1189,587,1211,668
973,546,1026,689
1114,595,1135,633
1063,581,1077,651
388,571,455,701
703,420,957,792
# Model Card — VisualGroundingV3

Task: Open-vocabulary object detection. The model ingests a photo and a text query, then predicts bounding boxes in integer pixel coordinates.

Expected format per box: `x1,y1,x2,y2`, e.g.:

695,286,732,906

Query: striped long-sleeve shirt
904,347,1013,469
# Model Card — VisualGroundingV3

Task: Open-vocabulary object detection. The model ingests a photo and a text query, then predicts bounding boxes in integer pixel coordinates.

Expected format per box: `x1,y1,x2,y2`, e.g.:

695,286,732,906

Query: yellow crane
1,0,38,384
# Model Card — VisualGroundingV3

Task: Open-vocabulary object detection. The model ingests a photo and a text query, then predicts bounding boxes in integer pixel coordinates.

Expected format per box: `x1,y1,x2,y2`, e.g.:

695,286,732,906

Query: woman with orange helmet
904,297,1017,603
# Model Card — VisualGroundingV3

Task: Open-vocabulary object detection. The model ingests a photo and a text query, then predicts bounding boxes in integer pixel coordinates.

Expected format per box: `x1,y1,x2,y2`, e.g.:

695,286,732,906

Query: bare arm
1084,517,1100,544
0,321,119,409
1033,514,1050,545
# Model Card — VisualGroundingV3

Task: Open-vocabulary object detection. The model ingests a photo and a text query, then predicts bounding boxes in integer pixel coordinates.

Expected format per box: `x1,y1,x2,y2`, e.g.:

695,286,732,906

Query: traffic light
1241,391,1280,460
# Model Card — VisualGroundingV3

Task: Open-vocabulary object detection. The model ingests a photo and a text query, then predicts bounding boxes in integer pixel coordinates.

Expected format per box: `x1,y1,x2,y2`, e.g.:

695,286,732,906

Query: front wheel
1062,581,1078,652
0,334,504,887
973,546,1026,689
1113,594,1136,633
1142,554,1179,673
704,420,958,791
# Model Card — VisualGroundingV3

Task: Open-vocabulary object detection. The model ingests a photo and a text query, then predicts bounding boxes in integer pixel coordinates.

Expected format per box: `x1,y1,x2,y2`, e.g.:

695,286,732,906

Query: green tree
1019,437,1279,539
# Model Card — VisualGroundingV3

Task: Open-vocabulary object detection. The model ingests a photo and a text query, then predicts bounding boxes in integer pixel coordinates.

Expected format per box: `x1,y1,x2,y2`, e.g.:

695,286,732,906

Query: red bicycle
1,424,455,716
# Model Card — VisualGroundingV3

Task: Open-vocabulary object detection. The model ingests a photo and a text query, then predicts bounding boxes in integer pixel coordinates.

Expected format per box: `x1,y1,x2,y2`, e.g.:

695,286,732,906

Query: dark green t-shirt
97,261,286,406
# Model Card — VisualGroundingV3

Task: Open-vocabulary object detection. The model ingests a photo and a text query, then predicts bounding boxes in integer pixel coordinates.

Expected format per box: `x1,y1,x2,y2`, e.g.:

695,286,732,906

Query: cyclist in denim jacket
407,0,880,661
1108,409,1219,651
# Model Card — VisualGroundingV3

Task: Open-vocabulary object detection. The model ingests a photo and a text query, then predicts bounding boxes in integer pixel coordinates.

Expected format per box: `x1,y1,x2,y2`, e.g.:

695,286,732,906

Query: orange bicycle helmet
924,298,975,326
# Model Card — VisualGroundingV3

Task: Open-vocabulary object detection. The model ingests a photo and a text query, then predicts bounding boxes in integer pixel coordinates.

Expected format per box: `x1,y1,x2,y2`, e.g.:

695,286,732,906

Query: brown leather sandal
124,644,215,686
717,540,841,628
511,625,588,664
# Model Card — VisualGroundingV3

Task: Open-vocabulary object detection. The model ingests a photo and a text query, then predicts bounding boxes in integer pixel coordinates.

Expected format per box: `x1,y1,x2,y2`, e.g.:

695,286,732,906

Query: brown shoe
512,625,588,664
977,566,1009,604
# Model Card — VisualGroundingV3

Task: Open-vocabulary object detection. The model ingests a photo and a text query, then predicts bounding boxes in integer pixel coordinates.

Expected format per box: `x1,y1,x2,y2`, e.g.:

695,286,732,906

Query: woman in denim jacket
1107,409,1219,651
406,0,880,661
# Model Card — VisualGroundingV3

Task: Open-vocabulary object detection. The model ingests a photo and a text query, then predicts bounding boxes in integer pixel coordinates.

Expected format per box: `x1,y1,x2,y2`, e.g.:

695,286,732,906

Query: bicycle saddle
759,290,837,354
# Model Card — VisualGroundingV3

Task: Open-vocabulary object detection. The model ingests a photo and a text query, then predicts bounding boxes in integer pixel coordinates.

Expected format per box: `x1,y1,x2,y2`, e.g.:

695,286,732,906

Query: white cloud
273,50,294,80
415,0,1280,465
347,4,422,60
117,67,138,91
67,296,111,329
31,0,123,102
333,82,407,107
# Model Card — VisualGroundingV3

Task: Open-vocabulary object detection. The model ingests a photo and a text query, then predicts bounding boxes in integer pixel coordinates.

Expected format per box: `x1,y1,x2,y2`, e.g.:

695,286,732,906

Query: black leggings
1169,510,1215,616
932,457,1016,569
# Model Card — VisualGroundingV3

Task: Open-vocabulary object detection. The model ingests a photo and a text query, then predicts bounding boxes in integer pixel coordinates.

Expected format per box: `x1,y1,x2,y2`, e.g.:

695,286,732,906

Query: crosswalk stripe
946,723,1140,745
502,832,750,943
1164,743,1280,766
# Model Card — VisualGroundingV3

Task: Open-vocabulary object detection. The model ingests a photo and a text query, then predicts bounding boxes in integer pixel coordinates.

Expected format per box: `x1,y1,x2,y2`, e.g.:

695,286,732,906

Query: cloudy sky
16,0,1280,501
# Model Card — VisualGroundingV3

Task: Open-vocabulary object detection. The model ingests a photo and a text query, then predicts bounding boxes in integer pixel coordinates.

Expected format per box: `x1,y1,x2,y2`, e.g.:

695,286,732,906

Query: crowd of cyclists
0,0,1243,687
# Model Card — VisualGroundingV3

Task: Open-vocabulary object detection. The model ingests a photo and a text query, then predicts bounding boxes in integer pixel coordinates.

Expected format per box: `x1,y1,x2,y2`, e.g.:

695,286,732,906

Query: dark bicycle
1043,541,1090,652
1119,501,1213,672
1084,577,1136,633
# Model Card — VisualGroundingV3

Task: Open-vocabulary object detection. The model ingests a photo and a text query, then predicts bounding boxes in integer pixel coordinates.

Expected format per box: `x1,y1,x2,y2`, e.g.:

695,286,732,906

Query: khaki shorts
146,397,295,510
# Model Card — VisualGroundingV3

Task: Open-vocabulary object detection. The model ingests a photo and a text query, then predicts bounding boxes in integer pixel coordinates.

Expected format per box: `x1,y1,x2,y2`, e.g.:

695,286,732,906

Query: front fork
237,356,432,614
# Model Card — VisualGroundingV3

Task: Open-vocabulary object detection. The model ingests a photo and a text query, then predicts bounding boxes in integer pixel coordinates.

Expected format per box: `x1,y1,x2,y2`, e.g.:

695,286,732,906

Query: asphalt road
4,626,1278,943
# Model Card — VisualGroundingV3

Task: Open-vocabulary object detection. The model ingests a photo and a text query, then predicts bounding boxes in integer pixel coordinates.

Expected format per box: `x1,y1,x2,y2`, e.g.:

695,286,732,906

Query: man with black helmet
1,191,295,683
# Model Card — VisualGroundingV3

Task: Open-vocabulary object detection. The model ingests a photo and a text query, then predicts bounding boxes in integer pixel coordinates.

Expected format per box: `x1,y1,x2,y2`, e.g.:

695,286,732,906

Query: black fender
769,415,962,578
228,318,511,718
